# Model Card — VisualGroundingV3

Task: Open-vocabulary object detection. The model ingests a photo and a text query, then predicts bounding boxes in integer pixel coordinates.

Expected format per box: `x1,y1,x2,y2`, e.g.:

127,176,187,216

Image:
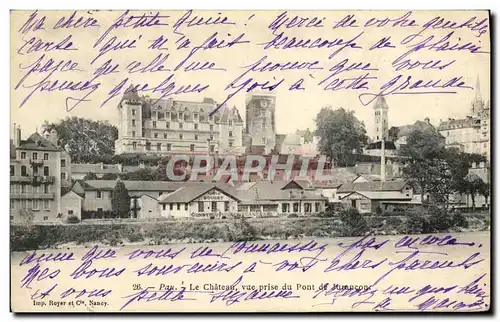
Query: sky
10,10,491,139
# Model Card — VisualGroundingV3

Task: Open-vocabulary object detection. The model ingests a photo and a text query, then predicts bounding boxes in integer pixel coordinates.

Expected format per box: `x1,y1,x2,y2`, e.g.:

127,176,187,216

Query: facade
10,127,71,223
71,163,122,180
61,190,83,220
437,77,490,159
388,118,440,150
245,91,276,154
115,88,244,155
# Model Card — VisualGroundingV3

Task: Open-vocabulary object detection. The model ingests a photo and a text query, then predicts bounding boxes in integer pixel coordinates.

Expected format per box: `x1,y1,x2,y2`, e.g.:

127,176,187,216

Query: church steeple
471,75,485,116
373,96,389,141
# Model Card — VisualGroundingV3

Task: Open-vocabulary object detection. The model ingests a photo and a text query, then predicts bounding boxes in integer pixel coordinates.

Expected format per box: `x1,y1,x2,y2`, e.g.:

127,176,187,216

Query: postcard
10,9,491,312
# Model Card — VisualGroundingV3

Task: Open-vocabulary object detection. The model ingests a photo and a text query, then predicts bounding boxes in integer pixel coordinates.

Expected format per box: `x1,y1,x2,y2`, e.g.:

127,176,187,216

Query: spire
471,75,484,115
373,96,389,110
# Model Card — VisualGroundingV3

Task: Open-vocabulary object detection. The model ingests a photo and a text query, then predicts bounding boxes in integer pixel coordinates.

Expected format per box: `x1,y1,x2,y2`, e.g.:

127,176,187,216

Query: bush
375,205,383,215
452,212,469,229
339,208,368,237
406,213,431,234
287,214,298,218
428,206,452,232
66,216,81,224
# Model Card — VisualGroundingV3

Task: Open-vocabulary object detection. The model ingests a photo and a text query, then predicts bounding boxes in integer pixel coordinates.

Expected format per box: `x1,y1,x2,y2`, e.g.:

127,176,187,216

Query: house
61,190,83,220
130,194,161,219
337,181,421,213
158,184,240,219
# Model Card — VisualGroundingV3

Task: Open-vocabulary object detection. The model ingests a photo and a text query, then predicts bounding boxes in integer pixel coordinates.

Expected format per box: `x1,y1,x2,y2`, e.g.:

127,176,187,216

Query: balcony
10,192,55,199
10,175,56,185
10,176,31,183
30,159,44,166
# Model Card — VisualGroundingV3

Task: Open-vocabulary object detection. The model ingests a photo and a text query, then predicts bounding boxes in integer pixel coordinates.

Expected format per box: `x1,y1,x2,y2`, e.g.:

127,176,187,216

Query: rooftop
337,180,407,193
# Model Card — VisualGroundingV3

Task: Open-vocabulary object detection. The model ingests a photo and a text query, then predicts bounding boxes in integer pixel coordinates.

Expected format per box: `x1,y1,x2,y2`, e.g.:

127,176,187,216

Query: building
337,181,421,213
245,91,276,154
10,126,72,223
159,184,240,219
115,87,244,155
71,163,122,180
388,118,440,150
437,77,490,159
373,96,389,141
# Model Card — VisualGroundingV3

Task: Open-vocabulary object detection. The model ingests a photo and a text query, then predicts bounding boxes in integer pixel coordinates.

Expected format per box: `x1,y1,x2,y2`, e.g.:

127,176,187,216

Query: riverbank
10,212,490,251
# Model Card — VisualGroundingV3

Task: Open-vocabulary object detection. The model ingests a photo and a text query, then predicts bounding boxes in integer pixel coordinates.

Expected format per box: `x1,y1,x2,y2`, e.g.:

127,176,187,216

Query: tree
42,117,118,163
120,168,156,181
478,183,490,209
339,208,368,236
101,173,119,180
83,172,98,180
111,180,130,218
315,107,368,167
400,128,445,160
464,173,485,212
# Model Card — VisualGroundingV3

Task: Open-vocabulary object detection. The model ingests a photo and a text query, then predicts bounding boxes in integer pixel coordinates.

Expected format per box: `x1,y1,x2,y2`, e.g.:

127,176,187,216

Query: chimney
100,162,104,170
14,125,21,147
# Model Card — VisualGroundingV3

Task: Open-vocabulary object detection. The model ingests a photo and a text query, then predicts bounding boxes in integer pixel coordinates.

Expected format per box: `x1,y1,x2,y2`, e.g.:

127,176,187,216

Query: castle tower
373,96,389,141
245,91,276,154
471,75,485,116
115,85,144,154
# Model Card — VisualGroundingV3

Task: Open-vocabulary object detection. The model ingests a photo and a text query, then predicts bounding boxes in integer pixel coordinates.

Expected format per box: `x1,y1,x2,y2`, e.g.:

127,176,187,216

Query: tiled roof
437,117,481,131
71,163,121,174
158,184,240,203
373,96,389,110
337,180,407,193
17,132,62,152
236,181,326,201
82,180,186,191
342,191,411,200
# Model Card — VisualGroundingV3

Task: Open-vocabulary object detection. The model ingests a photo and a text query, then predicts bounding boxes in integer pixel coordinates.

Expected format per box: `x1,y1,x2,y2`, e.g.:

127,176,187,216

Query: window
229,131,233,137
229,120,233,126
33,199,39,210
68,210,74,215
43,166,49,176
10,199,14,209
21,199,26,209
43,216,48,221
210,125,214,131
10,165,14,176
177,203,181,210
61,159,66,167
315,202,320,212
153,121,157,128
44,200,50,210
162,204,166,210
10,216,13,221
293,203,299,212
43,153,49,160
194,113,198,121
132,131,136,137
159,192,163,196
132,109,136,116
21,185,26,193
210,145,215,152
157,143,162,151
44,185,49,193
132,119,136,126
97,208,103,214
21,166,27,176
146,142,151,151
154,132,158,138
198,201,204,212
190,144,195,152
194,134,198,140
185,204,188,210
61,173,66,180
170,204,173,210
179,123,183,129
229,141,233,148
224,201,229,212
158,112,165,119
304,203,311,213
166,122,170,129
97,190,102,199
194,123,198,130
211,201,217,212
210,134,214,141
33,165,39,176
32,152,38,160
21,152,26,159
179,134,183,140
132,142,137,150
184,114,189,122
166,112,171,119
152,111,157,119
162,133,167,139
